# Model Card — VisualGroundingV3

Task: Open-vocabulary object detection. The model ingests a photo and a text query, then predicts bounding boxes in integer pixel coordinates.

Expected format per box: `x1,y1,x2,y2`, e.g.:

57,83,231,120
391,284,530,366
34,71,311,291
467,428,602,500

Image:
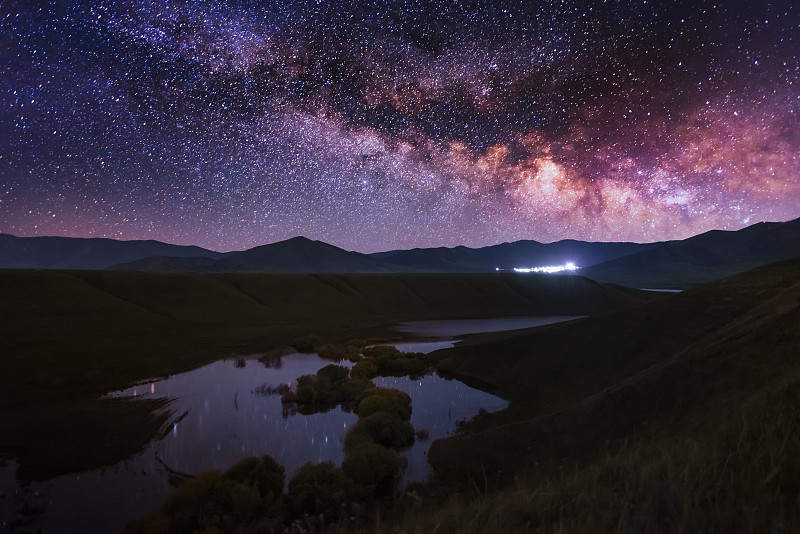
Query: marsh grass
384,378,800,534
380,260,800,533
427,260,800,483
0,396,171,481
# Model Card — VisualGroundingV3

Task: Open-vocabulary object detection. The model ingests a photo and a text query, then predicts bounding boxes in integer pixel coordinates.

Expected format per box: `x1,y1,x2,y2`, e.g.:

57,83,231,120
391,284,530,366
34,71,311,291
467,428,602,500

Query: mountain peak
281,235,315,244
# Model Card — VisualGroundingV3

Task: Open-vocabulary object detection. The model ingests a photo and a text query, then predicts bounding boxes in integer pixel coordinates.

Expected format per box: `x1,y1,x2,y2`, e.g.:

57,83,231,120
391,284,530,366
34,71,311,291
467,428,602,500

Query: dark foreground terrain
3,260,799,533
397,259,800,533
0,270,647,481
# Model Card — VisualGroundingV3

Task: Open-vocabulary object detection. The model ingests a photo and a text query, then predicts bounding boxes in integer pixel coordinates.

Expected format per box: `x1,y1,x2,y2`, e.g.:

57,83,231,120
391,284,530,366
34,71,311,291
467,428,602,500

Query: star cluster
1,0,798,251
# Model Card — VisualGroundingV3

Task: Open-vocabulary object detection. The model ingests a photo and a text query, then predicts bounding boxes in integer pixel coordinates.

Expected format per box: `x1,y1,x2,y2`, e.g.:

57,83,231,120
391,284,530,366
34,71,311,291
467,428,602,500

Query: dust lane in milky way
1,0,798,252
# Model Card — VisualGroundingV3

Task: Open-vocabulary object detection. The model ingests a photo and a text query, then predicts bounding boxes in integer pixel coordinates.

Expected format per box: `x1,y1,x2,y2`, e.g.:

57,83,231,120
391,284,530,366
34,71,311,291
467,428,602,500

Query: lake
395,315,584,337
0,316,579,533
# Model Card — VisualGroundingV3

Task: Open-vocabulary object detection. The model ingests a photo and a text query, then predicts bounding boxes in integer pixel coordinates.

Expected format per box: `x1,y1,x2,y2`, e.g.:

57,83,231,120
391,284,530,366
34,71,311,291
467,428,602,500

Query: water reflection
115,353,359,477
11,352,504,533
392,340,456,353
6,316,581,533
396,315,584,337
373,374,506,483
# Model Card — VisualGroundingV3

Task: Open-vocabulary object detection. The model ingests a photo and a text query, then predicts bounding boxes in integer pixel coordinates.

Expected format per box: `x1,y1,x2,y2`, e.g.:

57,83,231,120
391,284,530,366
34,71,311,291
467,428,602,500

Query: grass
382,376,800,533
0,270,650,480
0,397,172,481
366,259,800,532
428,259,800,478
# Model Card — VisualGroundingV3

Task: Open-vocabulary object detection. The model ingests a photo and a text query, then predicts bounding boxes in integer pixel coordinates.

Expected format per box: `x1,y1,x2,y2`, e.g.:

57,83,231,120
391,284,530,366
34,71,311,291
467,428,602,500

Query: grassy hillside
429,259,800,478
0,270,651,480
388,379,800,533
581,217,800,288
381,259,800,533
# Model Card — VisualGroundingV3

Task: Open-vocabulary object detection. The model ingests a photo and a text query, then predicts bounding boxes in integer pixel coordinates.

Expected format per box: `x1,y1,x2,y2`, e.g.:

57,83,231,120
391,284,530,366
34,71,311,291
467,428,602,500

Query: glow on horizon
496,262,580,274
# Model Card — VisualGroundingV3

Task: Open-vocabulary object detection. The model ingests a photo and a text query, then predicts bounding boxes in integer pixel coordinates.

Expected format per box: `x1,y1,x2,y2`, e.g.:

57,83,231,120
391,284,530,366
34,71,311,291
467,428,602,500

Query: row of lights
496,262,579,274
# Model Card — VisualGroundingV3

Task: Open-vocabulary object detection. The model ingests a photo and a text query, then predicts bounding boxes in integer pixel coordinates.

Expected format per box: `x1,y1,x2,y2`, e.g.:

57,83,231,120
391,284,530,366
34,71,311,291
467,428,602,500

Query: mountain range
0,234,222,270
2,216,799,287
581,217,800,288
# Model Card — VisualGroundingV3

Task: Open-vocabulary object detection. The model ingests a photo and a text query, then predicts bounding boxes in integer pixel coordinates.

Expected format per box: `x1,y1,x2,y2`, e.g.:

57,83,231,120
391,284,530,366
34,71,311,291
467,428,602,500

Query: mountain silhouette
372,240,658,272
0,234,222,270
5,217,799,284
582,217,800,288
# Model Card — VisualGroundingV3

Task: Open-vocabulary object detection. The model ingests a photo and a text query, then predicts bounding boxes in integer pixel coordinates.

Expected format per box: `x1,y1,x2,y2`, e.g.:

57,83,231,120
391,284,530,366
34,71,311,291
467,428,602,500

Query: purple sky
1,0,798,252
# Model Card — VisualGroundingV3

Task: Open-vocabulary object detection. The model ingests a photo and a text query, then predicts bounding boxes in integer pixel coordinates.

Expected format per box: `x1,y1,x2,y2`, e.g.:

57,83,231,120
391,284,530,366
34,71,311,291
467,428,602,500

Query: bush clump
282,366,373,413
342,442,406,497
290,335,322,353
317,363,350,383
126,462,284,534
351,359,378,379
316,343,348,361
357,387,412,421
224,455,285,500
346,412,415,450
345,341,367,361
287,461,354,520
361,346,430,377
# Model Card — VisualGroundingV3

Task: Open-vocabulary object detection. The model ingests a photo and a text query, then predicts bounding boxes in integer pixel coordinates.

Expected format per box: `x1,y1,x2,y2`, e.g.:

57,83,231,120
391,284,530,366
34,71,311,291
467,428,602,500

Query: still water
395,316,584,337
1,316,577,534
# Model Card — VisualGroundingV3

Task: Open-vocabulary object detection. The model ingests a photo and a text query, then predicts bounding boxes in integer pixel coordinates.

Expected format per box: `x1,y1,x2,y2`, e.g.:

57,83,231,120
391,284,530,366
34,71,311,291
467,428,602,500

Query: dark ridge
0,233,222,270
428,258,800,482
582,217,800,288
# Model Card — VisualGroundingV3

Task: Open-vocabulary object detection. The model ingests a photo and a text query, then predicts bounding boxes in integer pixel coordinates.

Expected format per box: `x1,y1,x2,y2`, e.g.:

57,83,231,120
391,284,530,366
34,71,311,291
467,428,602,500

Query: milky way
1,0,798,252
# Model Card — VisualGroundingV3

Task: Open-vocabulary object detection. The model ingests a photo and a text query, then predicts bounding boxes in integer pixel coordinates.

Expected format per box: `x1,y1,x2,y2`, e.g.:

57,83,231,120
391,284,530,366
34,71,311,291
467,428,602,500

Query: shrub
362,345,403,360
343,421,373,452
337,377,373,403
342,442,406,496
357,388,412,421
287,462,354,520
379,356,427,376
284,369,373,413
292,374,333,405
224,455,285,501
317,364,350,383
352,359,378,379
346,344,363,360
290,335,322,353
360,346,430,377
127,471,264,533
350,412,415,449
316,343,347,361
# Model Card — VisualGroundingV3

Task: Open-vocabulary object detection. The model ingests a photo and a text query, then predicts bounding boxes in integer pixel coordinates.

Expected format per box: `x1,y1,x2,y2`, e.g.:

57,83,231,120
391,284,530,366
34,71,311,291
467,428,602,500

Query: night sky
1,0,798,252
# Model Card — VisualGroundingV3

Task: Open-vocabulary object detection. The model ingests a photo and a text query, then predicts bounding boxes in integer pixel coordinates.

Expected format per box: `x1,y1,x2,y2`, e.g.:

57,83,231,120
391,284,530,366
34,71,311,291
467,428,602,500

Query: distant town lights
499,262,580,274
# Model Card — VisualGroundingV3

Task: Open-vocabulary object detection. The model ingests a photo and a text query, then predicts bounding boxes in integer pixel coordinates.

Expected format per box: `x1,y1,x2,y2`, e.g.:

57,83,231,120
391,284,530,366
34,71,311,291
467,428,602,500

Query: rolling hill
114,237,658,273
113,236,397,273
582,217,800,288
372,239,659,272
402,258,800,532
428,258,800,480
5,217,799,284
0,233,222,269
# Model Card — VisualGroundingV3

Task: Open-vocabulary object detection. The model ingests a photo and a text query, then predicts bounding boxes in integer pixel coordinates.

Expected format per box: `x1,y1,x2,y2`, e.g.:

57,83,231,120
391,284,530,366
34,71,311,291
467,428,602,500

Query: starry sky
1,0,798,252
